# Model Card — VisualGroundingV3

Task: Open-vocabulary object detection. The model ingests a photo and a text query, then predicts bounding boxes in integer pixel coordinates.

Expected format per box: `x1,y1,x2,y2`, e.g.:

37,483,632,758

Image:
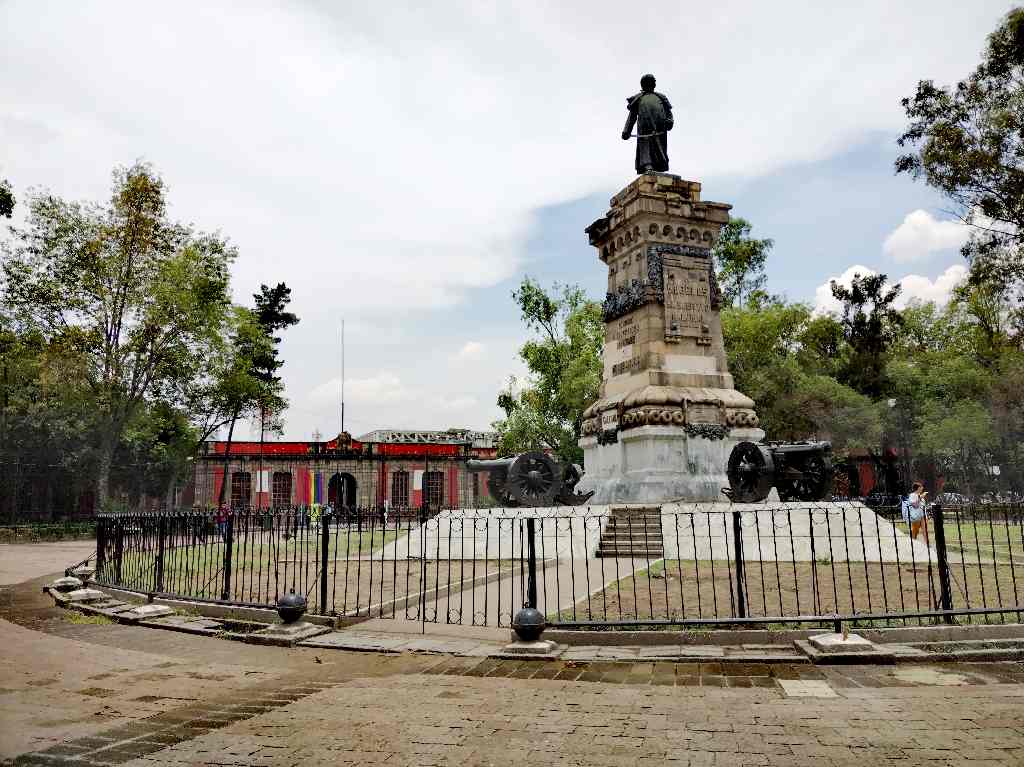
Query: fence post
96,519,107,578
930,503,954,623
114,521,124,583
731,509,747,619
526,518,538,609
320,510,330,614
221,513,234,601
155,515,166,593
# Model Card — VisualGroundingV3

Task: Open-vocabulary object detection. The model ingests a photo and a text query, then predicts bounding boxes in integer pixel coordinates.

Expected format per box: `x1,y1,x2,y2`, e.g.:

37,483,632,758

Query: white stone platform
376,502,935,564
660,501,937,563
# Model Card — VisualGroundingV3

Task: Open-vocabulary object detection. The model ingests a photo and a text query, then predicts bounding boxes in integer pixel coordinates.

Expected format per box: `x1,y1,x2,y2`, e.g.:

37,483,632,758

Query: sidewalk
0,541,94,586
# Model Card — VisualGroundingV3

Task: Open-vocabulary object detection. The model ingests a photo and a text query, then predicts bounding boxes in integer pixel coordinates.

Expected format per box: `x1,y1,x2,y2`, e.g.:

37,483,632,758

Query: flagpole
344,319,348,436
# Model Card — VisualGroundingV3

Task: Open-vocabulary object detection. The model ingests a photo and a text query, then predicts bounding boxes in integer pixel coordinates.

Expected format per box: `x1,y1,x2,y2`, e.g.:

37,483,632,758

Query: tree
896,9,1024,296
0,179,14,219
918,400,997,497
830,273,903,398
214,283,299,507
721,300,879,450
1,163,235,508
493,279,602,463
712,217,774,307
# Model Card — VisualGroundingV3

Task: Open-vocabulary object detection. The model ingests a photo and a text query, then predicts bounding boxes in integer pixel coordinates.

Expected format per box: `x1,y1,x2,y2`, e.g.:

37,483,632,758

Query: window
471,473,479,507
424,471,444,510
272,472,292,508
391,470,410,508
230,472,252,508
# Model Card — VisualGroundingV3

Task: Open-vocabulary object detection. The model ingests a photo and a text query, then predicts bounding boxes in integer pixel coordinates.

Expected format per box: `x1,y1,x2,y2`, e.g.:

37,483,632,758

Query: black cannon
467,450,594,507
726,441,834,503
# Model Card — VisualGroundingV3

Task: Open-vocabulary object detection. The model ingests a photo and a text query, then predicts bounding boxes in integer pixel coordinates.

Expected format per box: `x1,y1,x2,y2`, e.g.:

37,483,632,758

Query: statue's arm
622,110,637,140
659,93,674,131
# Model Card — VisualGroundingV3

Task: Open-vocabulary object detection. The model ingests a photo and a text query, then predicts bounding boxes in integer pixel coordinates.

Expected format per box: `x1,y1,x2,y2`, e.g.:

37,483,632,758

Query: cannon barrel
466,457,514,473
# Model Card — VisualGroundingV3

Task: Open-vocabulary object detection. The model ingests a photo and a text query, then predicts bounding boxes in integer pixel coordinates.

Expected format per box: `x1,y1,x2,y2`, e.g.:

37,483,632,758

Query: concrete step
596,550,664,558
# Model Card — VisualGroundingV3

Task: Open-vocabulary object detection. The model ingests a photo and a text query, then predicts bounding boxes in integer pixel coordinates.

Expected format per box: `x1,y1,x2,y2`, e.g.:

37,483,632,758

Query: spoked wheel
782,454,834,501
507,451,560,507
727,441,775,503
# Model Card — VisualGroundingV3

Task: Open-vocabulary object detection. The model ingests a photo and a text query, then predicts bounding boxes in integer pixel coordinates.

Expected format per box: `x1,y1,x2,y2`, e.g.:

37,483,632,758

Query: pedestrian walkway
6,574,1024,766
0,542,94,586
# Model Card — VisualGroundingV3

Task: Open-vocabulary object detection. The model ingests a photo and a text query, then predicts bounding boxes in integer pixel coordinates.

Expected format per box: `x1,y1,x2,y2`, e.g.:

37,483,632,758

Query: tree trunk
95,433,116,512
217,409,239,507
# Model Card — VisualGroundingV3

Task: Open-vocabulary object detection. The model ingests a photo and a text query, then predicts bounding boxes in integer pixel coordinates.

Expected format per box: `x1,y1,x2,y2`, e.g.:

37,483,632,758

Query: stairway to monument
596,507,664,558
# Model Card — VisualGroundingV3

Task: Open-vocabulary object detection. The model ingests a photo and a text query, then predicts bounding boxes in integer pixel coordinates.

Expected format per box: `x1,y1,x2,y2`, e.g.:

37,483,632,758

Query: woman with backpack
902,481,929,540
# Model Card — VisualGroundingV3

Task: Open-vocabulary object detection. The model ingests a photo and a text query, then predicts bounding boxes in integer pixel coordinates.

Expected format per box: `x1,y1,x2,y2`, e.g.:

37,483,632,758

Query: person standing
903,481,929,539
214,505,229,542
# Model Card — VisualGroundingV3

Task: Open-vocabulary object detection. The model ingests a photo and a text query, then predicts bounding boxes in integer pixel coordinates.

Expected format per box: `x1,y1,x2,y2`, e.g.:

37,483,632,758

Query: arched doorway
328,473,358,508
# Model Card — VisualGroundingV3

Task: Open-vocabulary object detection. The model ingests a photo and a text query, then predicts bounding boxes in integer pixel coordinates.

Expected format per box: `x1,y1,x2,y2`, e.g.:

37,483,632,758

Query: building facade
189,429,498,511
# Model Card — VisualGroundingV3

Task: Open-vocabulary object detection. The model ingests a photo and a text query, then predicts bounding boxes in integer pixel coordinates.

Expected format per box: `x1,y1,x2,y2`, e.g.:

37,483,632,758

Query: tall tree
896,8,1024,297
830,273,903,398
493,279,602,463
712,217,774,307
0,179,14,219
214,283,299,507
1,163,234,508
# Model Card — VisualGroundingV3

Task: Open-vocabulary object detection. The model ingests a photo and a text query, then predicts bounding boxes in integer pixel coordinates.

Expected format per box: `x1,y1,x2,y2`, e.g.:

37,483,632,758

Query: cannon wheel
727,442,774,503
780,453,834,502
485,471,515,507
507,451,561,507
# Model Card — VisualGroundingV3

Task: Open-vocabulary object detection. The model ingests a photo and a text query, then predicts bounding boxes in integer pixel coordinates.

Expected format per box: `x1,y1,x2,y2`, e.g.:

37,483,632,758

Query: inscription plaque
687,403,720,424
663,256,711,342
612,356,642,376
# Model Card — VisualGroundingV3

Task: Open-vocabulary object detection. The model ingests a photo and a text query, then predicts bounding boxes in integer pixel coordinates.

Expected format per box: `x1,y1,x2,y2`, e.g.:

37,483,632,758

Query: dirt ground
563,559,1024,624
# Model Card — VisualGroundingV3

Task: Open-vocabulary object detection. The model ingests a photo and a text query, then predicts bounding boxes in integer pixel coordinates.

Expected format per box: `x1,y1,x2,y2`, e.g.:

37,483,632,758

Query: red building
188,428,498,511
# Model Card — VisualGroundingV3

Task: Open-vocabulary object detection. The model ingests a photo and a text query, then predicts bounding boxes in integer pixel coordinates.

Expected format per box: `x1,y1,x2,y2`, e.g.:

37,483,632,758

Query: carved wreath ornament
582,407,758,437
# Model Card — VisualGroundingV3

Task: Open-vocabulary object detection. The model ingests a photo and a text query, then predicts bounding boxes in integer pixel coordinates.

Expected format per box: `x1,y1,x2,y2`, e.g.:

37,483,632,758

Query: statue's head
640,74,656,92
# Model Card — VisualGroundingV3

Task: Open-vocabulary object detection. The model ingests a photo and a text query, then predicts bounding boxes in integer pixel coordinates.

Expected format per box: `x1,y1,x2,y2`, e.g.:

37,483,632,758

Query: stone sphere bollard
511,606,546,642
276,590,307,624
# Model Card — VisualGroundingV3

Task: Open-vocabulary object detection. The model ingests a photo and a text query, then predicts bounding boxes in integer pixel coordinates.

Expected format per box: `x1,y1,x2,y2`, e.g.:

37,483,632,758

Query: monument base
577,424,764,504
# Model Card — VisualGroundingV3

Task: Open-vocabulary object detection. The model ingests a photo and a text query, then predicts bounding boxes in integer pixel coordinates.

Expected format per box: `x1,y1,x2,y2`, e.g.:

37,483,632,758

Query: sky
0,1,1013,441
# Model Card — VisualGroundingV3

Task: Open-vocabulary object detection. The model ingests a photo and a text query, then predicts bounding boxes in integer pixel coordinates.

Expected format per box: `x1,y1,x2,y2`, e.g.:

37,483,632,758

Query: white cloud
883,210,971,262
814,264,968,315
310,372,413,408
455,341,485,361
898,265,970,307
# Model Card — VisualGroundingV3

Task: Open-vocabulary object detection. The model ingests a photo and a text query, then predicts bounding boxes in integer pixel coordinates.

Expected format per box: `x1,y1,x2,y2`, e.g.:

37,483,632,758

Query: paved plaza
1,544,1023,766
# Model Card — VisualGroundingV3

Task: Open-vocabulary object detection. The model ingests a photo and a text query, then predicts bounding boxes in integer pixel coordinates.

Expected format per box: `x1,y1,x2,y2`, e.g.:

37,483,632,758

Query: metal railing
91,502,1024,630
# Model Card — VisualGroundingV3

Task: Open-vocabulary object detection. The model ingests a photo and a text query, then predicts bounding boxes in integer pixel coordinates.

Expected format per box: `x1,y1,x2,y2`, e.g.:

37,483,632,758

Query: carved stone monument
577,173,764,503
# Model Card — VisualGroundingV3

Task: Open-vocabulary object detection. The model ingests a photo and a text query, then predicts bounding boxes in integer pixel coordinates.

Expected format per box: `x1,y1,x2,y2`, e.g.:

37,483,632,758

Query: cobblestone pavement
4,575,1024,766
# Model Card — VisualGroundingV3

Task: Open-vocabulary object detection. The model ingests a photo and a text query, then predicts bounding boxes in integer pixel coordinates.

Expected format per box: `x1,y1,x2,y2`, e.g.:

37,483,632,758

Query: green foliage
0,179,13,218
1,162,235,508
721,301,880,451
830,272,903,397
896,8,1024,317
493,279,602,463
712,217,774,307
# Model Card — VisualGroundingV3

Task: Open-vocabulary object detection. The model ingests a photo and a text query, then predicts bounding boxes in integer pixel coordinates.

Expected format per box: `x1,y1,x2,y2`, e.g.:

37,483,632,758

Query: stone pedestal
578,173,762,503
581,425,764,504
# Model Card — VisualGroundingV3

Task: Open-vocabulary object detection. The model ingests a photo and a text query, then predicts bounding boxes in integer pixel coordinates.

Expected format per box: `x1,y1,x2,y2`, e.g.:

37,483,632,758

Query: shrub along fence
1,520,97,543
91,503,1024,630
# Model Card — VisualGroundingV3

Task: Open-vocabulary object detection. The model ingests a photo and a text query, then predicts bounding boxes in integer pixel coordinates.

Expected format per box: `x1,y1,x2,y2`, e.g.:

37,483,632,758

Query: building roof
357,428,497,448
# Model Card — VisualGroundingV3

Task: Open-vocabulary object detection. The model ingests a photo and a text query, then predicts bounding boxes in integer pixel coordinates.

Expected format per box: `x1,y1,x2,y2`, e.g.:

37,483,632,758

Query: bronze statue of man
621,74,674,174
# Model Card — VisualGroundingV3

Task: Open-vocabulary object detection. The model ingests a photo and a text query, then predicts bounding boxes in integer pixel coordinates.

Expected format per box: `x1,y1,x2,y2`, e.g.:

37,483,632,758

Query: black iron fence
91,503,1024,630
